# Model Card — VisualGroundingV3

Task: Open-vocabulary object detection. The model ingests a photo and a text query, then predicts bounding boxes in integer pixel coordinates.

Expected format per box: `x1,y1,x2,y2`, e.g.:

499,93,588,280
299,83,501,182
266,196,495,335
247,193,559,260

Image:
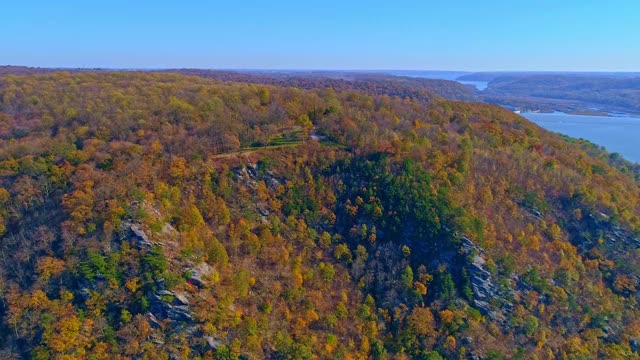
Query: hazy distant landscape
7,65,640,115
386,69,640,116
463,72,640,116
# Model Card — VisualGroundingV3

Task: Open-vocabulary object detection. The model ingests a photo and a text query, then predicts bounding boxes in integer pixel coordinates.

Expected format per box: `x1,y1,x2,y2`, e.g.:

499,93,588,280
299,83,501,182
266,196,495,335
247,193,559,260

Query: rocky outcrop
205,336,223,350
589,212,640,250
173,292,190,305
150,289,194,323
147,312,163,329
166,304,193,322
161,222,177,235
233,163,282,222
189,262,215,287
265,172,281,189
461,237,510,322
233,165,258,190
468,255,496,313
122,222,153,248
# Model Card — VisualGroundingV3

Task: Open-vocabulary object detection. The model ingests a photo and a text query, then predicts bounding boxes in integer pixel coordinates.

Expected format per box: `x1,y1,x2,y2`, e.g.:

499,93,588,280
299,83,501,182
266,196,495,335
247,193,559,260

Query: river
384,71,489,90
521,112,640,164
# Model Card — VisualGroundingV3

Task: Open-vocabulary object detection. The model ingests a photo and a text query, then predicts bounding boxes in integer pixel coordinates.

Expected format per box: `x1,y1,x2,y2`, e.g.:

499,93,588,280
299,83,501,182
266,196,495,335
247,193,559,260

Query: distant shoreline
516,109,640,118
518,109,612,117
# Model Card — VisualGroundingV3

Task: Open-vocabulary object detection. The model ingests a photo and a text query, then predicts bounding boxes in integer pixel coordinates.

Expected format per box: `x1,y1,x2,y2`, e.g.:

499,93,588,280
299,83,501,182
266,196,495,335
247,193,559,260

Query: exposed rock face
234,166,258,190
205,336,223,350
468,255,496,313
161,222,177,235
166,305,193,322
266,173,281,189
461,237,509,322
150,289,194,323
190,262,215,287
588,212,640,250
131,224,152,245
122,222,153,248
147,312,163,329
173,292,190,305
234,164,282,188
233,164,282,221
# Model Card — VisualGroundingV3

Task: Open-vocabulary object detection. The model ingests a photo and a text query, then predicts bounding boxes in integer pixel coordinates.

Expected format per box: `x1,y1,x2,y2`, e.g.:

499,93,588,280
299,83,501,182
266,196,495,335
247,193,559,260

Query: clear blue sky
2,0,639,71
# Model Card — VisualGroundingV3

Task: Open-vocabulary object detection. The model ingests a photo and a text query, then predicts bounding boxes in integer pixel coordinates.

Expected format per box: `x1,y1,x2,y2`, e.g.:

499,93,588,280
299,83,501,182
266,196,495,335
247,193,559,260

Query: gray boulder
190,262,215,287
205,336,223,349
122,222,153,248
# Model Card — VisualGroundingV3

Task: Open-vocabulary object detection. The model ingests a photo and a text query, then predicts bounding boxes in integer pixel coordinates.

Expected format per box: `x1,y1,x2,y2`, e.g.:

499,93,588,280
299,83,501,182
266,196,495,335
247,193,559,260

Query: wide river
521,112,640,164
385,71,489,90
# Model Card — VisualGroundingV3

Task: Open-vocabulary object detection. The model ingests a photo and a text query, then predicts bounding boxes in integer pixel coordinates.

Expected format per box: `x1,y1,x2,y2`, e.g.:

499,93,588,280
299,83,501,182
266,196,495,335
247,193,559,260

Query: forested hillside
158,69,478,102
0,72,639,359
459,73,640,115
0,67,479,104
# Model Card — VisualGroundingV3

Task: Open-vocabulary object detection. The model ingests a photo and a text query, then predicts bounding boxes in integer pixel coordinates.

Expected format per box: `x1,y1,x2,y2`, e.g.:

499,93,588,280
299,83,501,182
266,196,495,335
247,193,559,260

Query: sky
1,0,639,71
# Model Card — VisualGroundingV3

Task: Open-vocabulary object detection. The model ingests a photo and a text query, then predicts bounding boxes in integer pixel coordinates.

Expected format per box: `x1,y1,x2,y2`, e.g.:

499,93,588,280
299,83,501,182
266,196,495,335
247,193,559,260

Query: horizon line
3,65,640,74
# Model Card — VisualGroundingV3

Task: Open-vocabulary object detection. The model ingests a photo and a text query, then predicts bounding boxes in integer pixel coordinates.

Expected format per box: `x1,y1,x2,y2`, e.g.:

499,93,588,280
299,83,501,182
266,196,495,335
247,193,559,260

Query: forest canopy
0,71,639,359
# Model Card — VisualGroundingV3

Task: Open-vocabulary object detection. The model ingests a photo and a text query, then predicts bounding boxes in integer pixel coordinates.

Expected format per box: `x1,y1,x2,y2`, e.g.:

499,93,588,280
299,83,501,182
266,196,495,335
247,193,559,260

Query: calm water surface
458,80,488,90
522,112,640,163
385,71,489,90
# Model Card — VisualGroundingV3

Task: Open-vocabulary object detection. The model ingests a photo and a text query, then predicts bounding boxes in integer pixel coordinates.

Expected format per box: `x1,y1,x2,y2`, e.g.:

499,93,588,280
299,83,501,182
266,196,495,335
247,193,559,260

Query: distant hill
0,66,479,103
158,68,479,102
460,72,640,114
0,65,108,76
